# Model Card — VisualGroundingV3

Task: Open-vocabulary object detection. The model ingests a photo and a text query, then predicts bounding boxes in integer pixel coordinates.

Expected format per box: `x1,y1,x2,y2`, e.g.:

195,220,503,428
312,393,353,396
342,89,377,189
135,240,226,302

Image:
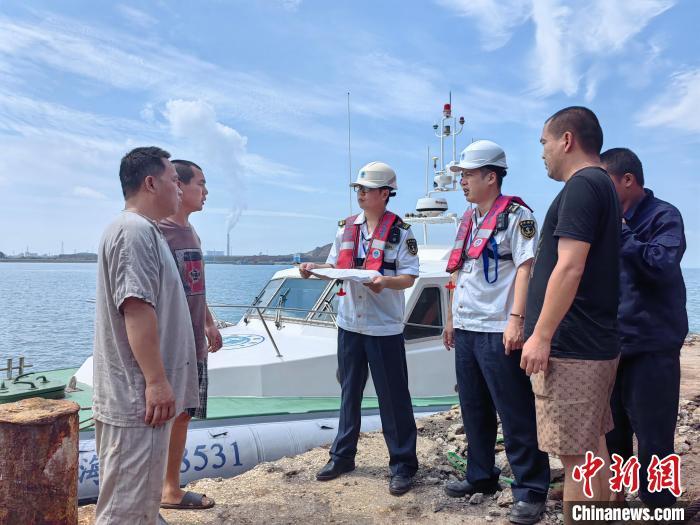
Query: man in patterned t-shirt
159,160,222,511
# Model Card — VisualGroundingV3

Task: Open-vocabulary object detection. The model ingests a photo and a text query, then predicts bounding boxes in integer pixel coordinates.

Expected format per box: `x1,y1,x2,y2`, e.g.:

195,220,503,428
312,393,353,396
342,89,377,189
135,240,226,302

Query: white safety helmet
449,140,508,172
351,161,398,191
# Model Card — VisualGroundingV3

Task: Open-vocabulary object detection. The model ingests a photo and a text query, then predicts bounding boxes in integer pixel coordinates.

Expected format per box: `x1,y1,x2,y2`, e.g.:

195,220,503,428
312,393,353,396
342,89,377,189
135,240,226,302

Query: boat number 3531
180,441,243,474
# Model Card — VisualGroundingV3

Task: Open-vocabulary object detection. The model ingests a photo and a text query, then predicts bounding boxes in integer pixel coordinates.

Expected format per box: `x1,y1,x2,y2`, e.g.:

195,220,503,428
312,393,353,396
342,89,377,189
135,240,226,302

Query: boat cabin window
265,278,328,319
404,286,443,340
311,280,342,322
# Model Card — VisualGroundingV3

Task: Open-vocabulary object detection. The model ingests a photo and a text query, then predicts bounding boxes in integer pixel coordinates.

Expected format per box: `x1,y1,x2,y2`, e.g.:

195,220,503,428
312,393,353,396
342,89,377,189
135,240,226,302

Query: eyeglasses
352,186,383,194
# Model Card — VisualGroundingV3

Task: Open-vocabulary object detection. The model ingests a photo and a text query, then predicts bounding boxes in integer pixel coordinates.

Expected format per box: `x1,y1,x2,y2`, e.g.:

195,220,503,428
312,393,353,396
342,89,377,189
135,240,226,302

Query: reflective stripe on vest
445,195,530,274
336,211,399,272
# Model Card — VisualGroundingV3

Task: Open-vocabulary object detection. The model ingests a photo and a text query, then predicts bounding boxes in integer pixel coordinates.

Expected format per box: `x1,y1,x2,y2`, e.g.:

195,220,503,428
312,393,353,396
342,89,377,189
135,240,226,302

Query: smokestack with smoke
164,99,247,256
226,208,241,257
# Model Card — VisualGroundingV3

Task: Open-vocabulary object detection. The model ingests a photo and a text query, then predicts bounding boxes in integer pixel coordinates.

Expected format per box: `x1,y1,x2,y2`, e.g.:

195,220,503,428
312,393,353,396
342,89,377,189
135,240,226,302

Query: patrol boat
1,100,470,501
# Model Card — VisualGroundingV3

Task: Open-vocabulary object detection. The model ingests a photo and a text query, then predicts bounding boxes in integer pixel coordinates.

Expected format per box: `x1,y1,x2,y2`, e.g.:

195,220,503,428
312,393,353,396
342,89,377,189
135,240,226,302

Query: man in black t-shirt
521,107,621,517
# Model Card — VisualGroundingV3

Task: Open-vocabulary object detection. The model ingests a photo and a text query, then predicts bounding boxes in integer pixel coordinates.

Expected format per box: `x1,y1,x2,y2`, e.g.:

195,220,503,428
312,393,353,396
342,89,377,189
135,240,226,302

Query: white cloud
458,86,545,127
163,99,247,222
243,209,333,221
0,133,127,220
238,153,337,194
618,39,667,90
435,0,531,50
0,12,342,142
0,90,148,140
72,186,108,200
273,0,302,12
637,69,700,133
530,0,674,98
530,0,578,96
204,207,333,220
348,53,544,127
351,53,442,122
140,104,155,123
116,5,158,28
159,99,334,223
439,0,675,99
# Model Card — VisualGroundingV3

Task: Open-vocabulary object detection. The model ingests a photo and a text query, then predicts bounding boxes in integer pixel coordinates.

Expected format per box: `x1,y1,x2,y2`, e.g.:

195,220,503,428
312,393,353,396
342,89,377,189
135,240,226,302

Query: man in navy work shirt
442,140,550,525
602,147,688,508
299,161,420,495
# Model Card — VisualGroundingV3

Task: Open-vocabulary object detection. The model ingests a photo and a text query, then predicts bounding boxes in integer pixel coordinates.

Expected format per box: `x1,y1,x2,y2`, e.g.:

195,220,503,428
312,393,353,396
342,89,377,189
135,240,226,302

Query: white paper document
310,268,381,283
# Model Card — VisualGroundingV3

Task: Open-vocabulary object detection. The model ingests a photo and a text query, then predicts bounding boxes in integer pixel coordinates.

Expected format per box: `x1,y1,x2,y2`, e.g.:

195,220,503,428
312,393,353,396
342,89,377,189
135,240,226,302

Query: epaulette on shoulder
338,219,346,227
398,221,411,230
507,202,521,214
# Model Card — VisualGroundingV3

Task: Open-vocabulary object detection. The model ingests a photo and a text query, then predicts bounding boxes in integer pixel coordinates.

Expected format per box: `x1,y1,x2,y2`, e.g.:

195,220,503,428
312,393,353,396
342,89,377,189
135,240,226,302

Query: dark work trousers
330,327,418,477
455,329,550,503
606,350,681,507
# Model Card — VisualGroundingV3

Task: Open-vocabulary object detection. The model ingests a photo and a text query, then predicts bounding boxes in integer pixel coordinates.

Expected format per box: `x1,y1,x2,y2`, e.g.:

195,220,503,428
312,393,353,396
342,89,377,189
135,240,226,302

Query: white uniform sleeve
510,207,538,268
396,227,420,276
325,226,343,266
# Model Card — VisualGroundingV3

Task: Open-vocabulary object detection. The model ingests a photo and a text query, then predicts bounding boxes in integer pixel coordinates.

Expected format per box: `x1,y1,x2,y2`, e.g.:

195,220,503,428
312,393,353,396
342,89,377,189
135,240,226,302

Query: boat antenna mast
404,93,465,245
431,91,465,194
347,91,353,216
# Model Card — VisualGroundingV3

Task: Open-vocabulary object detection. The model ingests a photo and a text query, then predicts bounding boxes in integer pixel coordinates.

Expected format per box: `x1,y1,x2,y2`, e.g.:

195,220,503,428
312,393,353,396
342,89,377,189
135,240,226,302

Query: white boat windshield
263,278,329,319
311,280,343,322
255,278,284,308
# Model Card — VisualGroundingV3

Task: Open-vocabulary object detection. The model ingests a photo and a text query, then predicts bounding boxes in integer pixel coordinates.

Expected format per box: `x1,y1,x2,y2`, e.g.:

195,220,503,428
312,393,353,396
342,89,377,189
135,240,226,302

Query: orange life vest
336,211,400,272
446,195,530,274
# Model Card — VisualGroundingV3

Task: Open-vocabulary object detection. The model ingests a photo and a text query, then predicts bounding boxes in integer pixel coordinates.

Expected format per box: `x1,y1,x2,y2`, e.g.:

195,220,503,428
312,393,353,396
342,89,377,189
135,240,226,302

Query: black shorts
186,361,208,419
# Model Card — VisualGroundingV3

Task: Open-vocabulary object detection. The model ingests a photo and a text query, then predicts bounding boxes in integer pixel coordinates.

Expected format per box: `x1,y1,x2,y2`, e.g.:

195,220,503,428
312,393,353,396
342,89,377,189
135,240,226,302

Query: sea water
0,262,699,372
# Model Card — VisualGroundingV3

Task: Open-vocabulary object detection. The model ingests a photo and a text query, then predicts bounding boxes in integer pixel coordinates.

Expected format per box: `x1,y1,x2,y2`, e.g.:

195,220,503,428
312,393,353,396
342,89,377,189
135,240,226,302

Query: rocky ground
79,339,700,525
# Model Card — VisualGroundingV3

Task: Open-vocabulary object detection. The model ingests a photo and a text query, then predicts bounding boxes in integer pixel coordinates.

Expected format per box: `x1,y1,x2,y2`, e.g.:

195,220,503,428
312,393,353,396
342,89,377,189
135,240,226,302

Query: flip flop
160,491,215,510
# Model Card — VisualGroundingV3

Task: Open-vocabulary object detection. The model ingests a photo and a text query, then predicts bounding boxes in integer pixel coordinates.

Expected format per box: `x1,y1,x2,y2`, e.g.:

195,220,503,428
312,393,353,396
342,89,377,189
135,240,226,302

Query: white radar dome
416,197,448,217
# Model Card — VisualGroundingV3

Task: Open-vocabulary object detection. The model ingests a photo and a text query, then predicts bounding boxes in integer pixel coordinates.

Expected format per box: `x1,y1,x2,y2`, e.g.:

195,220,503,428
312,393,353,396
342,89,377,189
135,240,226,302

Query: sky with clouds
0,0,698,266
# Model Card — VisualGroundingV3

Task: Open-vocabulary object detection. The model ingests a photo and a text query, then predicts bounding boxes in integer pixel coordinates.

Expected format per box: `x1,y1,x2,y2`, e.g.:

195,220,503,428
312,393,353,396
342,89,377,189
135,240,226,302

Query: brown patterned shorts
532,356,619,456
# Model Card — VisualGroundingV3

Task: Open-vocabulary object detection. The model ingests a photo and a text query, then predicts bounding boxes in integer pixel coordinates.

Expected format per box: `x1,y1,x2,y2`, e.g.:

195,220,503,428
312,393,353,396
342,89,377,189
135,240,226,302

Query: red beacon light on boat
443,103,451,118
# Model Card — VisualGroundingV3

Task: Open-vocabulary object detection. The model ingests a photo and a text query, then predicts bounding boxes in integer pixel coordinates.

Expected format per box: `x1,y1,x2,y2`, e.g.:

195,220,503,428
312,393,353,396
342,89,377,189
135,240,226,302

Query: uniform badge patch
389,226,401,244
519,220,536,239
406,238,418,256
507,202,521,214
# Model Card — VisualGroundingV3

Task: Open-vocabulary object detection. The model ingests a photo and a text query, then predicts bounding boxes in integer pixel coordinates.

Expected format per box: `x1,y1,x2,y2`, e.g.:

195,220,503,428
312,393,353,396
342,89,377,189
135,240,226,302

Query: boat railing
208,304,340,358
209,303,445,358
1,357,32,380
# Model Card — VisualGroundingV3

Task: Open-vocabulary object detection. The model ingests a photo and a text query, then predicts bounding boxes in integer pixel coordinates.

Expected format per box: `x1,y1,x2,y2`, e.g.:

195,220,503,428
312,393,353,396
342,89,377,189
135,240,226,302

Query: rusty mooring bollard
0,397,80,525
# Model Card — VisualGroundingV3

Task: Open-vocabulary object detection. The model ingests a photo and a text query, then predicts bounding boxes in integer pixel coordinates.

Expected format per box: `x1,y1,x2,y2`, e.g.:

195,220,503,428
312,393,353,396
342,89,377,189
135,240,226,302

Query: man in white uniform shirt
299,161,419,495
442,141,550,525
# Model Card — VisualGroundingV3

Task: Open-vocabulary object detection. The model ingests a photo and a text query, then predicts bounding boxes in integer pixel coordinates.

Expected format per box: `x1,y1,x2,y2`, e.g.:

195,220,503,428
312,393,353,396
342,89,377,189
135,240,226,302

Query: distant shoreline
0,244,332,266
1,256,698,270
0,258,98,263
0,258,320,265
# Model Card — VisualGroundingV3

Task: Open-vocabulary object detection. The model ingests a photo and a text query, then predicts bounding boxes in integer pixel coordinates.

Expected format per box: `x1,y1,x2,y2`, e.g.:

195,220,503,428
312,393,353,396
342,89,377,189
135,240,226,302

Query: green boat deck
10,368,458,430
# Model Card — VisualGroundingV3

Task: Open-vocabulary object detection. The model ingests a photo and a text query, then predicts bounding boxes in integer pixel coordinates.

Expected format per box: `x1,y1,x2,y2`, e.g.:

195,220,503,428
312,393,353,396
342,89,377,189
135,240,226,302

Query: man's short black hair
601,147,645,187
119,146,171,198
171,159,203,185
480,165,507,190
546,106,604,155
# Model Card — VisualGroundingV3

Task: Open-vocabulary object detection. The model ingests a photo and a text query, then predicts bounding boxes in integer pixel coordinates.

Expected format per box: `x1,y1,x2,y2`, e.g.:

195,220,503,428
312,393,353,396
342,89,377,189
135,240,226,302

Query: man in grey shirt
93,146,199,524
